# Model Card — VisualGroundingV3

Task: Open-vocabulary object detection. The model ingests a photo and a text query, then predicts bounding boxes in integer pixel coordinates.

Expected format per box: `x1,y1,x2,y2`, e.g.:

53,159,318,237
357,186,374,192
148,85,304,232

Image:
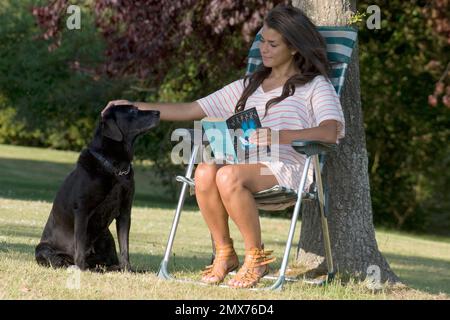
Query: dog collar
88,149,131,177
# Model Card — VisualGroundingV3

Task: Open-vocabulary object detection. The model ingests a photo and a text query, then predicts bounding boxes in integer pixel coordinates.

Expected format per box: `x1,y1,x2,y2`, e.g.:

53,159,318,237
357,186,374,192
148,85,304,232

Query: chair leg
313,155,335,282
158,144,199,280
269,156,312,290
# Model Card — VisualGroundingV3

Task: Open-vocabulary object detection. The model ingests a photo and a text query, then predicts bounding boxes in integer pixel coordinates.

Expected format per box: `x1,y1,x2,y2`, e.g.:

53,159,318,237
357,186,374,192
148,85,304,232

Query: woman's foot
228,247,275,288
201,240,239,285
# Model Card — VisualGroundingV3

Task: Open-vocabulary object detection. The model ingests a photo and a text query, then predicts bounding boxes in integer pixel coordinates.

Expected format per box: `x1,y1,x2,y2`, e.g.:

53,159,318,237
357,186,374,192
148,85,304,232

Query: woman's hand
249,127,272,146
101,99,132,117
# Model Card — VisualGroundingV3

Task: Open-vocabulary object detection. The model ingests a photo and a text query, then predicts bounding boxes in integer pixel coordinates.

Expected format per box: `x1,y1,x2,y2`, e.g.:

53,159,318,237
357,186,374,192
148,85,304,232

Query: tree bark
291,0,399,283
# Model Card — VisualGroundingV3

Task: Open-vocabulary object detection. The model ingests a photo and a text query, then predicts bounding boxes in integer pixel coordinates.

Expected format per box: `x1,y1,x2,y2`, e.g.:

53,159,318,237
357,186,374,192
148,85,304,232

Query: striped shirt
196,75,345,191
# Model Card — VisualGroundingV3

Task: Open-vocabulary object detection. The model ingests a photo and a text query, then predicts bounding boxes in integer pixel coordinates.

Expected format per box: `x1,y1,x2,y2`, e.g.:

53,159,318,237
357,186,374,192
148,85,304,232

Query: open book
201,107,266,163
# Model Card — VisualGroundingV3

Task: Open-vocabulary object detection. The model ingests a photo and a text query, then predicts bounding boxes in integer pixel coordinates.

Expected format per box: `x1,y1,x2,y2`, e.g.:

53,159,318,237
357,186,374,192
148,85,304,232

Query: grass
0,143,449,300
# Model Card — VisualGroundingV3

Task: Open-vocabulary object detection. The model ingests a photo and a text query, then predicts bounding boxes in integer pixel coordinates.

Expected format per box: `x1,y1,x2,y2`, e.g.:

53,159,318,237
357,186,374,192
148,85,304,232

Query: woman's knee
215,166,243,198
195,163,219,193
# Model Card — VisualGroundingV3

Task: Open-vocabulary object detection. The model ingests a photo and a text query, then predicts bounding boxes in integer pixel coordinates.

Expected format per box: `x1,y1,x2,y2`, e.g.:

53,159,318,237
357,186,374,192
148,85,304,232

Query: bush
358,2,450,233
0,0,130,150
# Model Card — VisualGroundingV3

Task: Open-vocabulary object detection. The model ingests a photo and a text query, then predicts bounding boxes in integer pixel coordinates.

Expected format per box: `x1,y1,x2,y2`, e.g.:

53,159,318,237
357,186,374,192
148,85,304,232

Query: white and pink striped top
196,75,345,192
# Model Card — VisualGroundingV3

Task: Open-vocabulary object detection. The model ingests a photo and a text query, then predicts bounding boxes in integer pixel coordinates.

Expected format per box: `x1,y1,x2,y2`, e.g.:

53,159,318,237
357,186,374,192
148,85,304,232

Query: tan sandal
201,240,239,285
228,247,276,288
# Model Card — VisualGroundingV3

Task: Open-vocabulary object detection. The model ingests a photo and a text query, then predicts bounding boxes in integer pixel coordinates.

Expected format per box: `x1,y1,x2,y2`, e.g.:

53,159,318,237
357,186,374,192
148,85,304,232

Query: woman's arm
250,120,339,145
102,100,206,122
278,120,338,144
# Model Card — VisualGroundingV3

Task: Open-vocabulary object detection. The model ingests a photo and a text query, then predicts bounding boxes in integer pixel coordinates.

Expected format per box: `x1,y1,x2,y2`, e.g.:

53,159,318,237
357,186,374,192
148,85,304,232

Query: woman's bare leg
195,162,236,283
215,164,277,249
195,163,230,245
215,164,278,287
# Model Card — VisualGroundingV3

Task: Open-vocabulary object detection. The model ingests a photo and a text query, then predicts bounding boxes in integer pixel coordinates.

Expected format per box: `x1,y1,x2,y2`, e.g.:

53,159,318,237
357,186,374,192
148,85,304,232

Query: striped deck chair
158,26,358,290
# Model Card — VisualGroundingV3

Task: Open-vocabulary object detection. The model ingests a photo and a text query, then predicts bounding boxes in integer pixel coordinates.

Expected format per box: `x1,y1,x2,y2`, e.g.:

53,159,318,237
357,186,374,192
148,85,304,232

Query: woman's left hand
249,127,272,146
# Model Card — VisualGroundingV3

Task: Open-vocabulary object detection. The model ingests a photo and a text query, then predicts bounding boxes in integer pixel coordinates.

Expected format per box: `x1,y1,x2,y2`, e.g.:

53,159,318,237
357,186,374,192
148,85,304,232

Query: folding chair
157,26,358,290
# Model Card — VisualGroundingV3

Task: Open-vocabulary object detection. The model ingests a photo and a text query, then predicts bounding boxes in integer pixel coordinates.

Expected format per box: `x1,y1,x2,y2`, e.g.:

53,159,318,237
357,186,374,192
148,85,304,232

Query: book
201,107,266,163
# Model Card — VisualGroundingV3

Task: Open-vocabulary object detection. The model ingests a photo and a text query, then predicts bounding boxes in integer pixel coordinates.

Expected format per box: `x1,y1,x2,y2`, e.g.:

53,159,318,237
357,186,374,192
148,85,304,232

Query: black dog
35,105,160,271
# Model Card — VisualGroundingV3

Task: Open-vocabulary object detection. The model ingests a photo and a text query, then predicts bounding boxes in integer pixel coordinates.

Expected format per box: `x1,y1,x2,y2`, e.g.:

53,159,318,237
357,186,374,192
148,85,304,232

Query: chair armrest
292,139,337,156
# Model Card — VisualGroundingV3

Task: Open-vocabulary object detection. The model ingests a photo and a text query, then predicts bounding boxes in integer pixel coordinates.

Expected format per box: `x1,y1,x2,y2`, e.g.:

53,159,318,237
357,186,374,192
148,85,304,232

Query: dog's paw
106,265,122,272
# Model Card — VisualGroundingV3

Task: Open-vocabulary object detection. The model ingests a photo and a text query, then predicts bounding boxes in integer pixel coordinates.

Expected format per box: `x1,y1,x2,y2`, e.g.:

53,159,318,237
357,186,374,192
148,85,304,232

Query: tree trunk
291,0,399,283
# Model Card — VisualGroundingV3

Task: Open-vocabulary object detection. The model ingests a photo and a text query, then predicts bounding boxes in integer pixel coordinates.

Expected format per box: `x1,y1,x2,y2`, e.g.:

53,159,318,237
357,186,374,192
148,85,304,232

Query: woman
102,4,345,288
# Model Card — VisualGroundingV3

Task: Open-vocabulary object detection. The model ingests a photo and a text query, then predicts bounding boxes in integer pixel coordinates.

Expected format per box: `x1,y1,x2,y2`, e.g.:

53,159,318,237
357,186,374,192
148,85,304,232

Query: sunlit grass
0,144,449,299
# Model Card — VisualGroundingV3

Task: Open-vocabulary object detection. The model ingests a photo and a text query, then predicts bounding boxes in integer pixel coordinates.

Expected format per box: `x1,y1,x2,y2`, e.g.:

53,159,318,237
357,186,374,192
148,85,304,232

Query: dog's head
101,104,160,143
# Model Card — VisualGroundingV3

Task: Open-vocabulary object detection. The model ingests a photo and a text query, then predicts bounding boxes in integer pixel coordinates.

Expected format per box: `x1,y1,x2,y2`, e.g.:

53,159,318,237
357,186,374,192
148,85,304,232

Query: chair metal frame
157,135,336,290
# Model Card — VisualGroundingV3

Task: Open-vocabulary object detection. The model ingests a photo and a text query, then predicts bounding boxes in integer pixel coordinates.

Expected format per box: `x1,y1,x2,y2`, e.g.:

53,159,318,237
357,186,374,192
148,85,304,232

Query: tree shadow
383,253,450,295
130,252,210,274
0,157,198,210
2,224,449,296
1,239,211,278
250,237,450,296
0,223,43,240
0,241,38,260
0,223,209,276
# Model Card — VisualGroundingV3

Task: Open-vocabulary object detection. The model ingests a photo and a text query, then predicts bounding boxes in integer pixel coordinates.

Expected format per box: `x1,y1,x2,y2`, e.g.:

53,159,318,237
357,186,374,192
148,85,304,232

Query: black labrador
35,105,160,271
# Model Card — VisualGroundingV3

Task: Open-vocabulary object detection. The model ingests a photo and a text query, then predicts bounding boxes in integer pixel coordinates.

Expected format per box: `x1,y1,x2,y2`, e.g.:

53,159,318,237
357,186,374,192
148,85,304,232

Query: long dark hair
235,4,330,116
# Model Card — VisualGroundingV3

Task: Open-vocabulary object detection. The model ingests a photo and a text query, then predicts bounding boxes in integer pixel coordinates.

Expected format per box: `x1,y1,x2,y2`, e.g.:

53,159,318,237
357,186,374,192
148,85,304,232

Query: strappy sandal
228,247,276,289
201,240,239,285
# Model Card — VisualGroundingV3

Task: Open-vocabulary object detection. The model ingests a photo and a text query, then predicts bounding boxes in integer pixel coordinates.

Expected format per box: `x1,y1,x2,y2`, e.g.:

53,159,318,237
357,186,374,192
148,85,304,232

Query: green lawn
0,144,449,300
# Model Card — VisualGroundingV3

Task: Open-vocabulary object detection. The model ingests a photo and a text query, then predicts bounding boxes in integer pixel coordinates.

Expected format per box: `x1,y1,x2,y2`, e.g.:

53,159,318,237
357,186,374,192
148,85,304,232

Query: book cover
201,107,263,163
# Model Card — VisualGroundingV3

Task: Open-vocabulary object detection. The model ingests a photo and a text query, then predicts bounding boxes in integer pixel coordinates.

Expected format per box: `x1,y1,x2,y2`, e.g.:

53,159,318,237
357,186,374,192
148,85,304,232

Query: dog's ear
102,117,123,142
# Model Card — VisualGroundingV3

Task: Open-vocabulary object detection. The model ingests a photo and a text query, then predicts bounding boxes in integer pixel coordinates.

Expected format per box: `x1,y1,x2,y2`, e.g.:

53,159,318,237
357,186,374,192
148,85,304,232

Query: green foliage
358,2,450,233
0,0,129,150
347,10,367,26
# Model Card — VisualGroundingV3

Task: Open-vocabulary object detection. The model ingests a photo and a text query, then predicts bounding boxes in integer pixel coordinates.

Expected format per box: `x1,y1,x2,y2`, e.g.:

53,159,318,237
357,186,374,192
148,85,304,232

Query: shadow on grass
0,157,198,211
0,223,209,275
384,253,450,295
131,252,210,274
2,227,449,296
0,223,43,240
0,238,210,277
